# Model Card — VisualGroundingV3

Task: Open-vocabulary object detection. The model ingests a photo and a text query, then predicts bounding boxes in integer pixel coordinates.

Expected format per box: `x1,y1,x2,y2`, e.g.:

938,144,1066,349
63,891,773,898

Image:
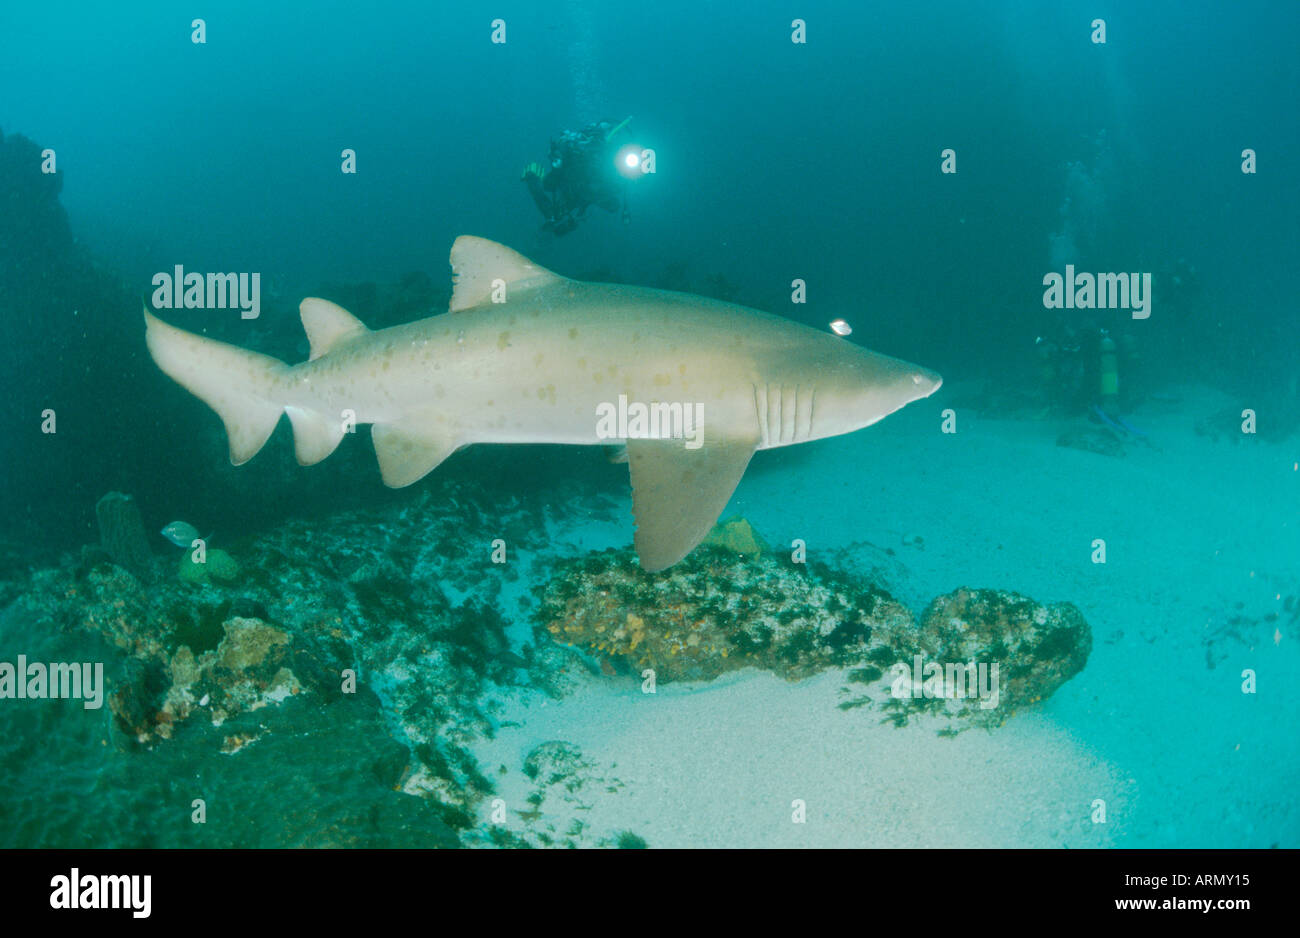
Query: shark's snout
913,368,943,398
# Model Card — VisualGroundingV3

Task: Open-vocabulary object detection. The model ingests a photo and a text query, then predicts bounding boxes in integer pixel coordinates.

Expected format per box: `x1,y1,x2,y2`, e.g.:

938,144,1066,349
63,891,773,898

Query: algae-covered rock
523,740,591,790
915,587,1091,714
111,616,300,744
217,616,290,670
536,544,1094,734
535,545,914,682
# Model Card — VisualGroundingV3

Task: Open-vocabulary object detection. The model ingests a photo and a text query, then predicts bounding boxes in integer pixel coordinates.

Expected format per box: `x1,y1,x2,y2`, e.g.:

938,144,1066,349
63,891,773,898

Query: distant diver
522,116,640,236
1033,319,1143,423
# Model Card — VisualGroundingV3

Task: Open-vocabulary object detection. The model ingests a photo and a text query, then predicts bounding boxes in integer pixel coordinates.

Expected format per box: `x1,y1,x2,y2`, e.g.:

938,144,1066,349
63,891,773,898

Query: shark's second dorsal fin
449,236,563,312
300,298,370,361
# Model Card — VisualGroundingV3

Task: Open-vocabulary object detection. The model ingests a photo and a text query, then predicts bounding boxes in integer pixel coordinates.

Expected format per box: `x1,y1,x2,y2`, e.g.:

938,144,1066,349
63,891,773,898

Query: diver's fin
605,116,633,141
449,236,563,312
285,406,346,465
300,298,370,361
626,436,756,572
143,308,287,465
371,419,461,488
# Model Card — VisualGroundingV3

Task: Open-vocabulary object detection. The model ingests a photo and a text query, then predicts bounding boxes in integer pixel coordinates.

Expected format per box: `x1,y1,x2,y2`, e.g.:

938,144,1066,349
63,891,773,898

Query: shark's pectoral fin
627,436,757,572
371,420,460,488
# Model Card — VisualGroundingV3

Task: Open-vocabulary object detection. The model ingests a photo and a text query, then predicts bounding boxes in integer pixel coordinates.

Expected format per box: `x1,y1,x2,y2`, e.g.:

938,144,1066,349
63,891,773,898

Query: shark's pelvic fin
300,298,370,361
449,235,563,312
143,308,287,465
371,417,461,487
626,436,758,572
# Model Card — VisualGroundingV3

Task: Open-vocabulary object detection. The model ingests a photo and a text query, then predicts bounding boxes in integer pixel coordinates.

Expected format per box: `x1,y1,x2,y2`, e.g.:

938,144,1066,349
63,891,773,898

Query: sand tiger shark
145,236,941,570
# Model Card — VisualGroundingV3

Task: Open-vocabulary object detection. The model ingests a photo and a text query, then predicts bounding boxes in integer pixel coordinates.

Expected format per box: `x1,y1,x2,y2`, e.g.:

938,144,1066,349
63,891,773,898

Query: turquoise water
0,1,1296,848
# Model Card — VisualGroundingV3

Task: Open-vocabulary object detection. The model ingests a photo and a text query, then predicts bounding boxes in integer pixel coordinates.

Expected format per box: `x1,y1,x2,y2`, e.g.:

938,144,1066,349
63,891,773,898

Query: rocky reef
9,475,573,846
536,546,913,683
535,539,1092,731
10,481,1093,845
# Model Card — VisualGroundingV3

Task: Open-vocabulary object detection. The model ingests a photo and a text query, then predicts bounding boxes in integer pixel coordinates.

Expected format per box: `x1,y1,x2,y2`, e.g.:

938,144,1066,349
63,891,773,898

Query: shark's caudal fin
146,305,355,468
144,309,288,464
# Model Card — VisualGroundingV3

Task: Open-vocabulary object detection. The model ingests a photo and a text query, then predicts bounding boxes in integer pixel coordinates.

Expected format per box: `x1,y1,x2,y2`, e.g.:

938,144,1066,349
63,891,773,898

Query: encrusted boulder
111,616,303,745
866,587,1092,728
535,546,914,683
535,543,1094,733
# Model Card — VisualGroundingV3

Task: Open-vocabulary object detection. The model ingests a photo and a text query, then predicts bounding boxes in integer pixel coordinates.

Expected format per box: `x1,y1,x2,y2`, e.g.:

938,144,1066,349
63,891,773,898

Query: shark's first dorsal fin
300,298,370,361
449,236,563,312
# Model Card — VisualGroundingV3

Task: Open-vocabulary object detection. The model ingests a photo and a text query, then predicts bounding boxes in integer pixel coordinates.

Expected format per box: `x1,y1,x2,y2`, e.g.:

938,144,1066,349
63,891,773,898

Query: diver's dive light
615,143,645,179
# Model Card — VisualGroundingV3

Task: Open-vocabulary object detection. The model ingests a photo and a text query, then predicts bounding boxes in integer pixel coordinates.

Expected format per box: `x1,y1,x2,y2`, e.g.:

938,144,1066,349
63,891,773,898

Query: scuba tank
1098,331,1119,407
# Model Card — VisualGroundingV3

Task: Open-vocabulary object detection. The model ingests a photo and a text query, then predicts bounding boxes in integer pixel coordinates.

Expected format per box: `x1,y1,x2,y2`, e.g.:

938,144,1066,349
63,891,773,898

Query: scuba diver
1034,317,1144,428
522,117,637,236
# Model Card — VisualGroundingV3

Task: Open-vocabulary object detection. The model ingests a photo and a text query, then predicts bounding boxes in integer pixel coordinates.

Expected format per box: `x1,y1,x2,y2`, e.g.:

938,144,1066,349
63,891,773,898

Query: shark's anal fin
449,236,563,312
371,420,460,488
627,436,757,572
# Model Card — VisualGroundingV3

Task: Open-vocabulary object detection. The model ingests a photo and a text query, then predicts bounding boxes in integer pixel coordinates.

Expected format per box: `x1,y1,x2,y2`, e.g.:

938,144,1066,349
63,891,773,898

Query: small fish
160,521,211,547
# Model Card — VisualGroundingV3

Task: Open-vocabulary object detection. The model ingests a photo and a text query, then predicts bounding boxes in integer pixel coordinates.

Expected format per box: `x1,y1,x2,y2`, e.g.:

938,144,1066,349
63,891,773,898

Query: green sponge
178,548,241,585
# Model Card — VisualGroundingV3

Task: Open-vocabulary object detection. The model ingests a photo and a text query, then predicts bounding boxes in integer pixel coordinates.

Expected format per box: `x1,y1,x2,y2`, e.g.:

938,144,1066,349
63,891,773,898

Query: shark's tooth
627,436,758,572
371,419,461,488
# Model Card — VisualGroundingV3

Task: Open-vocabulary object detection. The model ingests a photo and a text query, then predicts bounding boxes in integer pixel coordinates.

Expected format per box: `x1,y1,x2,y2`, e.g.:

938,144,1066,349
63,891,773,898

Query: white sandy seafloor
472,382,1300,848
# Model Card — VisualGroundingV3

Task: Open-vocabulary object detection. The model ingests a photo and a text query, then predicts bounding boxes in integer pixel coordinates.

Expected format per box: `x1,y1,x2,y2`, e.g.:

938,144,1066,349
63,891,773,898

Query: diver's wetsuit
523,120,627,235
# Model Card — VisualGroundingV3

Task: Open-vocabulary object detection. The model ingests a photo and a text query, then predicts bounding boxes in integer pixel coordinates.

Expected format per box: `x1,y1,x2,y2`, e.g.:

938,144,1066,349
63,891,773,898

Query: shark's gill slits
751,383,770,446
753,383,816,446
798,385,816,442
782,384,797,443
